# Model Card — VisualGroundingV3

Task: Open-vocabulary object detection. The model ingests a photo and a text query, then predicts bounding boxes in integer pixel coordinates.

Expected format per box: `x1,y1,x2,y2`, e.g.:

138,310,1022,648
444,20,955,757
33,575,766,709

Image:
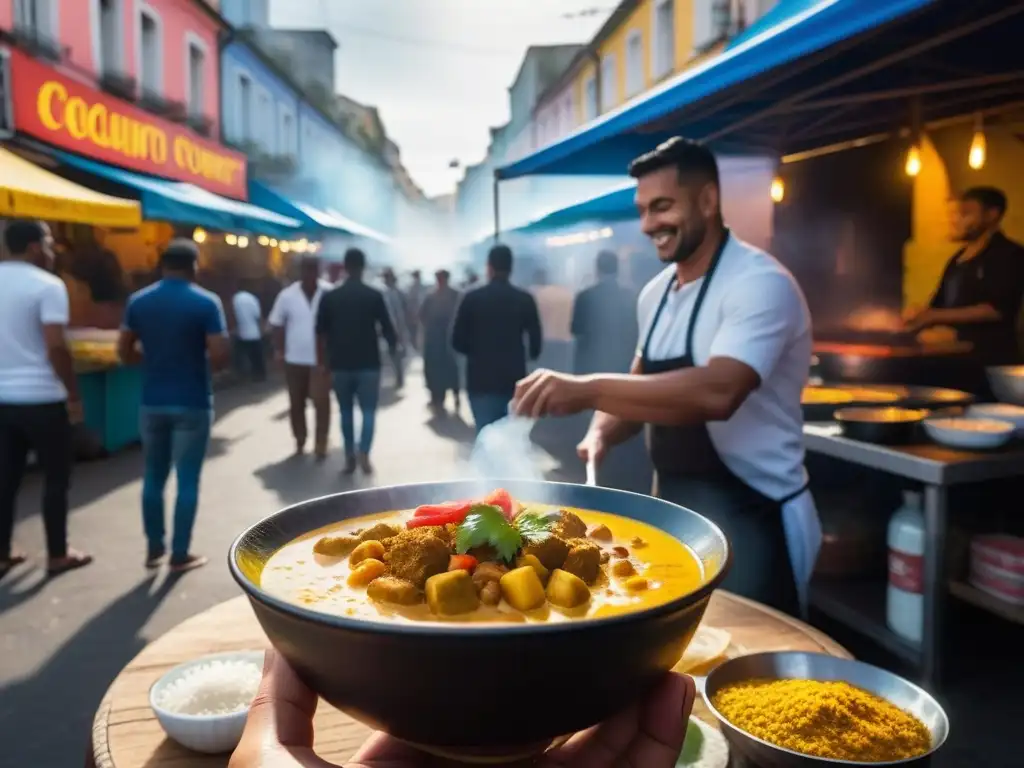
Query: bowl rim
923,416,1016,437
228,479,732,638
148,649,266,722
702,651,950,766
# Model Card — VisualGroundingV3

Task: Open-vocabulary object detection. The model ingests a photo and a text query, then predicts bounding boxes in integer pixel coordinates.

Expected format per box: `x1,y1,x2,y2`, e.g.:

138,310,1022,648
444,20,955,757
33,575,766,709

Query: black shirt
452,278,542,396
316,279,397,371
929,231,1024,365
571,278,638,375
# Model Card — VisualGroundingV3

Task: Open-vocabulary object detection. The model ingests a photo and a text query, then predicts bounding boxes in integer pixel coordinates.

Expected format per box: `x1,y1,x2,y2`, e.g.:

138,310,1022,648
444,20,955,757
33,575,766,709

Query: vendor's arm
911,251,1023,329
267,293,287,360
586,356,645,445
117,296,142,365
588,272,804,426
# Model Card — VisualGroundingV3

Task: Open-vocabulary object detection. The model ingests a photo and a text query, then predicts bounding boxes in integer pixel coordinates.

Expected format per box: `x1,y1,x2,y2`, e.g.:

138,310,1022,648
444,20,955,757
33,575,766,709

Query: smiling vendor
513,137,820,616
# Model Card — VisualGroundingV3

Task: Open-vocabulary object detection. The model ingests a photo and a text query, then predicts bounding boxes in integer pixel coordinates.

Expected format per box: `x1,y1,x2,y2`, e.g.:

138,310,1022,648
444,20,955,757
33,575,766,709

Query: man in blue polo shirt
118,240,229,573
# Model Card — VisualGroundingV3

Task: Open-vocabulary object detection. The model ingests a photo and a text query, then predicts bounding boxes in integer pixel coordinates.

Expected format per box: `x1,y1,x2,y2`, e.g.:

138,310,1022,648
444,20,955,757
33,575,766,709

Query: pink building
2,0,223,136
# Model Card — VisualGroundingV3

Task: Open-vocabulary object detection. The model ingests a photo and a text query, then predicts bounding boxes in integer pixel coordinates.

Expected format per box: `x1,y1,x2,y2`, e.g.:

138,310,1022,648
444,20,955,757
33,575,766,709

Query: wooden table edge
87,591,850,768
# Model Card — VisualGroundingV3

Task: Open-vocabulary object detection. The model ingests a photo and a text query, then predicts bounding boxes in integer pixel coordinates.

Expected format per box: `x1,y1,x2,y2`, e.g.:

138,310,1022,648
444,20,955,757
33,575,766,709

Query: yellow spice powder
712,679,932,762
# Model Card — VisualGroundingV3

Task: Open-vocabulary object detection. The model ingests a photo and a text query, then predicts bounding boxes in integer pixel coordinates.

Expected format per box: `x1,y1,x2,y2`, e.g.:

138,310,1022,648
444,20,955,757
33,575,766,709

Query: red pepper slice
406,513,459,529
449,554,478,572
413,501,472,519
482,488,514,521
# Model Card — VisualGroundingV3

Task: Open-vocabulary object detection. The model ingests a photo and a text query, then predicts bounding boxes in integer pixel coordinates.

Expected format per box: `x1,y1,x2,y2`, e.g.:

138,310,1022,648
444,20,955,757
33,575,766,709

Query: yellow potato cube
515,553,550,584
625,576,649,592
313,534,358,557
611,560,636,578
546,568,591,610
500,565,547,612
425,569,480,616
347,558,386,587
349,540,386,566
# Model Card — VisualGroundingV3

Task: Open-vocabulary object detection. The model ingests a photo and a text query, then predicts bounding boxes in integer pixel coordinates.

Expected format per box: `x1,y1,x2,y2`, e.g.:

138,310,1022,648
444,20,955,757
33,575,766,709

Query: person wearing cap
118,239,230,573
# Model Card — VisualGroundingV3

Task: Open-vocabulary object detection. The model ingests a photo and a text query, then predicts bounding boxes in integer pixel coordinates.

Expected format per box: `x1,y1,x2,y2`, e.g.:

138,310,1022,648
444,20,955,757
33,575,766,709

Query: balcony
187,113,214,138
224,140,298,178
139,90,188,123
9,25,65,62
99,69,138,102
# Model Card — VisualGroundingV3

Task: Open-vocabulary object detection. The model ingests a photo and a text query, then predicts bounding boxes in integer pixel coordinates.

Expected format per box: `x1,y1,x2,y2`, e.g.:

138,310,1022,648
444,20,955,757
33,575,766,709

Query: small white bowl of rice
149,650,265,754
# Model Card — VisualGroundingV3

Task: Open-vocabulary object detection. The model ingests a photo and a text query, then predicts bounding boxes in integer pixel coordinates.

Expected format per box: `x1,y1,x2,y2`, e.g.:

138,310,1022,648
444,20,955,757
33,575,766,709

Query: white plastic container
887,490,925,644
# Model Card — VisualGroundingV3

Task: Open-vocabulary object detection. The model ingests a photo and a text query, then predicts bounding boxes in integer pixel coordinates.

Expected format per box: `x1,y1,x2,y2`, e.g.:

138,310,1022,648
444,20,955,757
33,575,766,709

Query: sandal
145,550,166,569
0,553,28,579
47,550,93,577
168,554,207,573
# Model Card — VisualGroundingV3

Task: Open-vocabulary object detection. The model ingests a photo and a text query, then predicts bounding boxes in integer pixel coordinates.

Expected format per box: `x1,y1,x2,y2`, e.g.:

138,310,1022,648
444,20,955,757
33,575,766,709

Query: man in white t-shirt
232,282,265,381
268,257,331,459
0,220,93,578
513,138,820,616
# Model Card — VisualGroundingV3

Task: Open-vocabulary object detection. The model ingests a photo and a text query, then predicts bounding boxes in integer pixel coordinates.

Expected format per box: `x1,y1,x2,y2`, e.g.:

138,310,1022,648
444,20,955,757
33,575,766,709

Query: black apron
640,231,806,615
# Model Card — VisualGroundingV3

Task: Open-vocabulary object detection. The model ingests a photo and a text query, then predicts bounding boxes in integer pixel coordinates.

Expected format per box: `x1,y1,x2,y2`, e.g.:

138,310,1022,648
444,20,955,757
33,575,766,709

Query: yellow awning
0,147,141,228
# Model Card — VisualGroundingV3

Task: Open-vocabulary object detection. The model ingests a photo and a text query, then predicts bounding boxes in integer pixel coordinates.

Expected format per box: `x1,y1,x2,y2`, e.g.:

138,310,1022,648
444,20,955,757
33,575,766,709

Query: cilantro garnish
455,505,554,562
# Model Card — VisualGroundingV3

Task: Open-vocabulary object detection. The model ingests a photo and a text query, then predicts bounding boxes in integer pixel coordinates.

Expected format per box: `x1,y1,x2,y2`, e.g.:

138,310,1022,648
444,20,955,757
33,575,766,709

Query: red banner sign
8,48,247,199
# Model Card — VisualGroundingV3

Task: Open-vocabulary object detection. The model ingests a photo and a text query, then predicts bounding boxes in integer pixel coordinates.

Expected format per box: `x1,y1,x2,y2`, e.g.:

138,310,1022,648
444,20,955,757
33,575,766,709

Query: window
600,54,617,110
652,0,675,79
258,91,271,147
583,74,598,122
279,109,294,155
14,0,58,38
186,37,206,117
561,93,575,134
138,7,162,95
96,0,122,74
625,29,644,96
237,73,252,141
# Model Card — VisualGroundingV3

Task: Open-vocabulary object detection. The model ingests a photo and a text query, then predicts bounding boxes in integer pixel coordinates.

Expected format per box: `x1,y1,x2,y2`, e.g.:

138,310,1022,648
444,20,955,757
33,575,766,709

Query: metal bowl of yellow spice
703,652,948,766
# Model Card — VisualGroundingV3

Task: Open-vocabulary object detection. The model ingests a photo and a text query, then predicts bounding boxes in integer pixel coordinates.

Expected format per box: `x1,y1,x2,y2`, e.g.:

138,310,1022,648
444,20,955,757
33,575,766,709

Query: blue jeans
332,370,381,456
140,407,211,559
468,394,510,435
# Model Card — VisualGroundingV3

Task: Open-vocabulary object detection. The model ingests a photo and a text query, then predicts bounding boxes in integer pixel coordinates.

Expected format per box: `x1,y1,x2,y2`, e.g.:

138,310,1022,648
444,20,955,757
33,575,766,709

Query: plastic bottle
887,490,925,644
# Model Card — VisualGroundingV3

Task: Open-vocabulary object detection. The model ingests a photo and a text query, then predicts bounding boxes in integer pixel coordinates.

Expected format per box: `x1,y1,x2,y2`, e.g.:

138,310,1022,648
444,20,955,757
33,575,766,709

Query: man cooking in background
512,138,820,616
571,250,638,375
903,187,1024,390
268,256,331,460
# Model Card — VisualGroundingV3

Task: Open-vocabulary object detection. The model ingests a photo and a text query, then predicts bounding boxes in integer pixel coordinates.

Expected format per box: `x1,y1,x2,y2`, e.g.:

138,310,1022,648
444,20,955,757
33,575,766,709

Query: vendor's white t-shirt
268,281,328,366
232,290,263,341
0,261,70,404
637,235,812,500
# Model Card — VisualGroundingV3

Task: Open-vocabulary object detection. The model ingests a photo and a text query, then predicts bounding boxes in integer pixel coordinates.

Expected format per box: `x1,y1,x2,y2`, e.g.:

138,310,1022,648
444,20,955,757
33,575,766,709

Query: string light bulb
192,227,207,244
225,233,238,246
969,114,986,170
280,242,290,253
770,176,785,203
237,236,249,248
904,144,922,177
269,239,278,247
257,235,270,246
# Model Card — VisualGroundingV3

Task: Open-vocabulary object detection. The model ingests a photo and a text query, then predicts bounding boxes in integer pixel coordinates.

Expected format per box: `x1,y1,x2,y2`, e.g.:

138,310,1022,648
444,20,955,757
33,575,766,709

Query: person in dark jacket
452,245,542,433
571,251,638,375
420,269,461,411
316,249,397,475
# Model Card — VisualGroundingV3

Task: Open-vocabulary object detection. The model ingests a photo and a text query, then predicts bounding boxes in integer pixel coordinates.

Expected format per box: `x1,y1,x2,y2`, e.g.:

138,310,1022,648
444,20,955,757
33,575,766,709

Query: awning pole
492,173,501,241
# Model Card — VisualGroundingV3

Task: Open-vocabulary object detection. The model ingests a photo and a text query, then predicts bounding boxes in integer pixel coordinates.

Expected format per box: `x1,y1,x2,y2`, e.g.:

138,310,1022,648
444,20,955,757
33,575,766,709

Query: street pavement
0,361,650,768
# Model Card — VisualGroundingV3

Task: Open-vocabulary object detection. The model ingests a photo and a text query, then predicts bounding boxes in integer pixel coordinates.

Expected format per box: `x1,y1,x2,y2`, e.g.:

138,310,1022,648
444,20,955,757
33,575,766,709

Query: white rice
154,659,262,716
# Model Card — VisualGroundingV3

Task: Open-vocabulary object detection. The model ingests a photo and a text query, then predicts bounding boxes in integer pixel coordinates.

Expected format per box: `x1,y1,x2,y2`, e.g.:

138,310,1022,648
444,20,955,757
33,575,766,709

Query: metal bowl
703,652,949,766
834,407,927,445
987,366,1024,405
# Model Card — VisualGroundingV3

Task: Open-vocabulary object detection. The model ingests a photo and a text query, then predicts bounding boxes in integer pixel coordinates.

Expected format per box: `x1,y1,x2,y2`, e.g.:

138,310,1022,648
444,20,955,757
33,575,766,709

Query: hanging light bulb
770,176,785,203
905,144,922,177
257,235,270,246
968,114,986,170
269,239,278,247
192,227,207,244
280,242,290,253
237,236,250,248
225,233,238,246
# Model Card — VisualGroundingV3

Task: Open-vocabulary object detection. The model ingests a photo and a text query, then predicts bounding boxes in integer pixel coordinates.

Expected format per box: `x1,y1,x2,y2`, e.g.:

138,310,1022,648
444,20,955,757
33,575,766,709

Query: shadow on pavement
0,573,181,767
253,453,369,507
424,412,475,445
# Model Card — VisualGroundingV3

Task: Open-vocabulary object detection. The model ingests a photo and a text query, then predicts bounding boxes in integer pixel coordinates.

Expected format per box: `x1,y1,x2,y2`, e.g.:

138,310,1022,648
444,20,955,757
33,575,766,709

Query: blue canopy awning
498,0,1021,179
247,181,392,243
51,151,301,235
515,182,637,234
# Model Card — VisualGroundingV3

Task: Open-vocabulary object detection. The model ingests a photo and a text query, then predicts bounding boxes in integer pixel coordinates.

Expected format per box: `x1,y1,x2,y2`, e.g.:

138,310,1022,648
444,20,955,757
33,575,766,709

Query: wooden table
90,593,851,768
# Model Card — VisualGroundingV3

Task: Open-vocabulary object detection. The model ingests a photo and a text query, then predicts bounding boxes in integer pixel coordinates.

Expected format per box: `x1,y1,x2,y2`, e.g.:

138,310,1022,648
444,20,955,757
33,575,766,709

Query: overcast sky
268,0,610,197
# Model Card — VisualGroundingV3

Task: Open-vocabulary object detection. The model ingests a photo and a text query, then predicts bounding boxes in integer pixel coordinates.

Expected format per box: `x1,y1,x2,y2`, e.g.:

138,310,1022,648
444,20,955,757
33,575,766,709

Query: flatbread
673,625,732,675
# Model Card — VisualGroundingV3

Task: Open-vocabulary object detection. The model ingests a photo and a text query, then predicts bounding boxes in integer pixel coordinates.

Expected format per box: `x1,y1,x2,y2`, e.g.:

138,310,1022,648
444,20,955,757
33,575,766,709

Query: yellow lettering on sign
34,79,241,192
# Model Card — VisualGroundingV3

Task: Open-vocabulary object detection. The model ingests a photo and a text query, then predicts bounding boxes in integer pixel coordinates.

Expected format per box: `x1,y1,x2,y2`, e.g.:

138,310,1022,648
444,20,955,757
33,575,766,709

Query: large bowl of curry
704,651,948,766
229,480,730,763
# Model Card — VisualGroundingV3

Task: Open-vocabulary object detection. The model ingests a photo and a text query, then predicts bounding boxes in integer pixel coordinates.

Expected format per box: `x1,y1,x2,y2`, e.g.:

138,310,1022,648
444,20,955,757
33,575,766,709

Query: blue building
219,23,395,237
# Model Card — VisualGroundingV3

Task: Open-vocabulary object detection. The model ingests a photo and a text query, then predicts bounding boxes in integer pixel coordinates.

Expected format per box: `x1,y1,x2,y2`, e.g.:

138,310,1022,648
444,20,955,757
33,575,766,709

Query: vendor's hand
66,399,84,425
513,369,594,419
900,307,933,333
231,650,696,768
577,427,609,468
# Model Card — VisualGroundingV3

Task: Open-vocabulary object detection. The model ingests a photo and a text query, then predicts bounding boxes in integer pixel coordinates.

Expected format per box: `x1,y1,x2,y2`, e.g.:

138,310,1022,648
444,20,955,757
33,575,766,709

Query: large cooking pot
229,480,731,763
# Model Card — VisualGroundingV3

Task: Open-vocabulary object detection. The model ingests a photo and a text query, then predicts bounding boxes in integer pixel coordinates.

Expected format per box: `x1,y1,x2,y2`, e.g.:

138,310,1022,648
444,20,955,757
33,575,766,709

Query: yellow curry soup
260,505,704,625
